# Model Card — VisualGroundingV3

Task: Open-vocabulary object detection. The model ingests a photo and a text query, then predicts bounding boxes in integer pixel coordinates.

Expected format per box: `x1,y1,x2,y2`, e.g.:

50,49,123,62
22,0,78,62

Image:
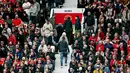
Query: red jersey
8,34,16,45
2,0,7,3
96,44,104,51
128,46,130,55
117,60,126,65
12,18,22,27
113,37,119,43
9,0,16,4
0,19,5,25
96,32,105,40
88,36,97,46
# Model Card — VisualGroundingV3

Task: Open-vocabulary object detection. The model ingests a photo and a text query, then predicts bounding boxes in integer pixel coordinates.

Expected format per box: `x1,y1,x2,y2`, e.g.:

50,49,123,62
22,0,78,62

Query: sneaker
61,66,63,68
65,63,67,66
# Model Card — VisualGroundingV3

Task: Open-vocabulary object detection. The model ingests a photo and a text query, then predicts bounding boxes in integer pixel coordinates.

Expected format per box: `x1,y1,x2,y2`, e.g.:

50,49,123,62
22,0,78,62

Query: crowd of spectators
0,0,130,73
0,0,65,73
68,0,130,73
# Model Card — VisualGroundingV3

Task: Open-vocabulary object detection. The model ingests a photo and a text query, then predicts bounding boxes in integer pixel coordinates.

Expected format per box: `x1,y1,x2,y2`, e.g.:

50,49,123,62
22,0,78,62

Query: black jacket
0,34,8,45
55,25,64,40
75,18,81,30
84,15,95,26
0,46,8,58
63,19,72,33
58,40,69,52
17,34,25,47
83,8,92,16
47,36,57,45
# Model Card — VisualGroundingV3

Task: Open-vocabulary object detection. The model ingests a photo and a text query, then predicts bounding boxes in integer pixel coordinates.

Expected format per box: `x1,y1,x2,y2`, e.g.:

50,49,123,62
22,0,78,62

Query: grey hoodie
30,2,40,16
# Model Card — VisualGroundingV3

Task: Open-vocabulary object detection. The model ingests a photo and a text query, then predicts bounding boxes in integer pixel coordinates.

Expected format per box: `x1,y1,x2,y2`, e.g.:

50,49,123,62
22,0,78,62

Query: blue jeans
60,52,67,66
103,66,110,73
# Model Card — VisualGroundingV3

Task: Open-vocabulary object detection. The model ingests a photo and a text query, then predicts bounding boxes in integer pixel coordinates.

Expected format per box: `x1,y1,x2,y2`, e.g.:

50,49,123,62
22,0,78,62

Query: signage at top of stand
54,8,83,24
64,10,72,12
54,8,83,13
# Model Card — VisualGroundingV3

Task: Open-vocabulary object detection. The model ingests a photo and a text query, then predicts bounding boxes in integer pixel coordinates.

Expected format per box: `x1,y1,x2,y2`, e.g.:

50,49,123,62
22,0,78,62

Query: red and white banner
54,8,83,24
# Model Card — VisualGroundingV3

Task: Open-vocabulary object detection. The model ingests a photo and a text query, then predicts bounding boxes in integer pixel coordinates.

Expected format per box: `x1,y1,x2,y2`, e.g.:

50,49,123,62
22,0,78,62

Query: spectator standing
75,16,81,35
29,0,40,24
63,17,72,44
41,20,53,37
58,36,70,68
114,0,123,16
33,0,40,23
59,32,68,45
55,23,64,41
83,11,95,34
22,0,31,19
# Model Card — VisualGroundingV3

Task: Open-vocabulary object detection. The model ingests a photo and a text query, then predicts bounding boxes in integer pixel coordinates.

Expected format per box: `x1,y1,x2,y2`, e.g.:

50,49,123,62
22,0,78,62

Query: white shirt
38,44,48,53
22,2,31,16
42,23,53,37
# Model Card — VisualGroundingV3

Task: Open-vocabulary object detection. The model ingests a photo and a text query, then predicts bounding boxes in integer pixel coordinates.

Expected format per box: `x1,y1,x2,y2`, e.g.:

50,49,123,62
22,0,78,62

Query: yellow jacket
93,69,103,73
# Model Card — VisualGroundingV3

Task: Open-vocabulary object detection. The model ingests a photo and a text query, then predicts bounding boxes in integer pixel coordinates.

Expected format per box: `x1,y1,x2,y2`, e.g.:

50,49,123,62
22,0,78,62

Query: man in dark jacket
75,16,81,31
47,32,57,46
63,17,73,44
58,36,70,68
55,23,64,41
83,11,95,34
0,34,8,46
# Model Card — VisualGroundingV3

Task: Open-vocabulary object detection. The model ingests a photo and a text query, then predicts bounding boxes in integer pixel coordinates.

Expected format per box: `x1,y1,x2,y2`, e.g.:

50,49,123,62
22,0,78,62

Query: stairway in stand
63,0,77,8
54,0,77,72
54,46,72,73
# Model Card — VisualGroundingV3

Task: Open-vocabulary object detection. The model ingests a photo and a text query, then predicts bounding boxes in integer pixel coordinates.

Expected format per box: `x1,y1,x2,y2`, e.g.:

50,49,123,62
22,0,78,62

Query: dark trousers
55,45,58,53
66,32,71,44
